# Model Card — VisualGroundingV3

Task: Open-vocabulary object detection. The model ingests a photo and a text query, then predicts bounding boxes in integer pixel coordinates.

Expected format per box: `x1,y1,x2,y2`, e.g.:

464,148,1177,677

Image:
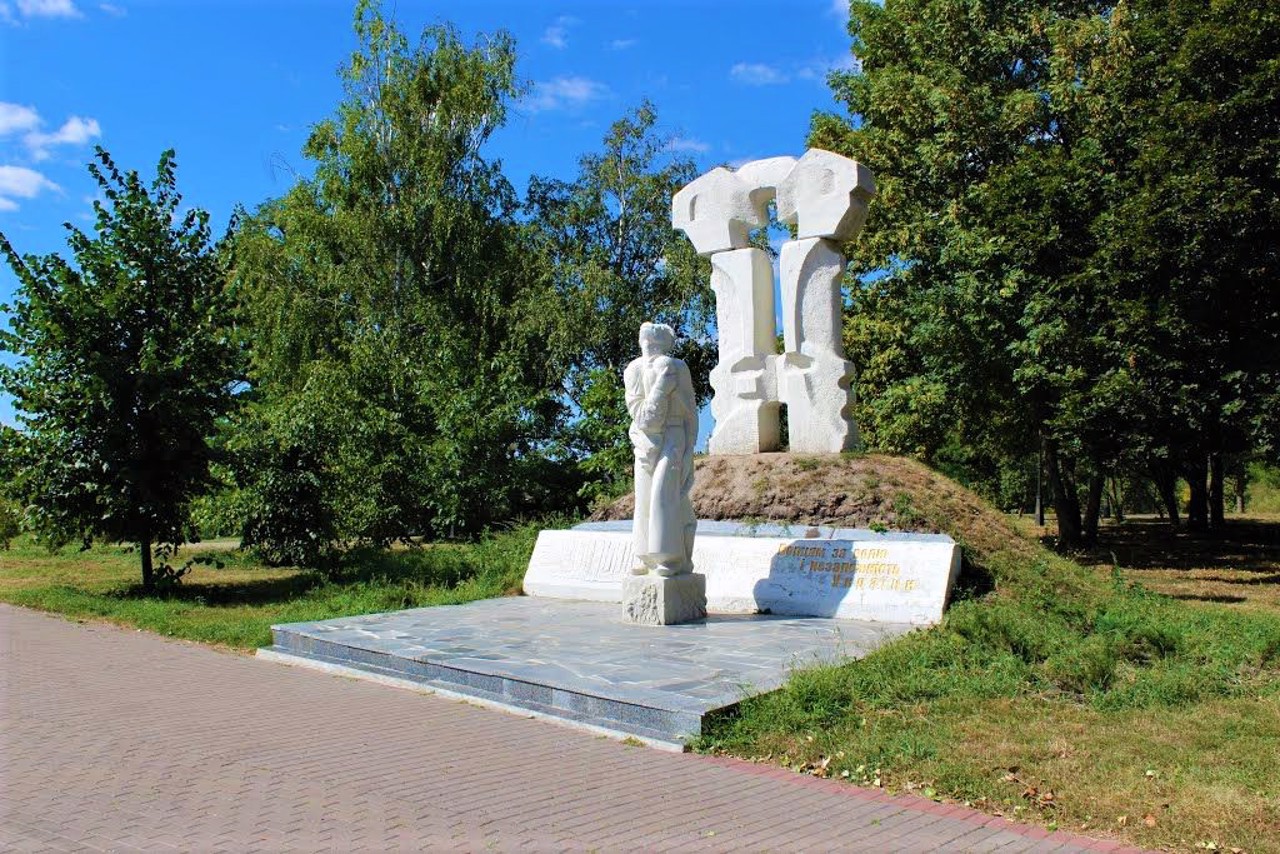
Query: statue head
639,321,676,357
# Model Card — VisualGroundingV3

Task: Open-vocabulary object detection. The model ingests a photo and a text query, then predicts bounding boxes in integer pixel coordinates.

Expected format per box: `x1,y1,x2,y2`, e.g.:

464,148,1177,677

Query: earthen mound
591,453,1035,567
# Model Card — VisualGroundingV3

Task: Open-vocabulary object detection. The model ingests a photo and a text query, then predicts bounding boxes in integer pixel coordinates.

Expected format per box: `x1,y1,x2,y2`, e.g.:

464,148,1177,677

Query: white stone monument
620,322,707,625
521,149,963,629
672,148,876,455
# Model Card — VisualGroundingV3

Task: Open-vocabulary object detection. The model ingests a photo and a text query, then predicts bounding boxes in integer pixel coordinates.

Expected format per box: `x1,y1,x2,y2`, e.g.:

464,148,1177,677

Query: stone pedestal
622,573,707,626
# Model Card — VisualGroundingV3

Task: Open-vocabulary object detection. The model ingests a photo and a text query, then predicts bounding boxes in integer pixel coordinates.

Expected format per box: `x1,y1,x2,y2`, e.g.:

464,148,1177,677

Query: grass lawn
699,515,1280,853
2,508,1277,851
0,526,535,650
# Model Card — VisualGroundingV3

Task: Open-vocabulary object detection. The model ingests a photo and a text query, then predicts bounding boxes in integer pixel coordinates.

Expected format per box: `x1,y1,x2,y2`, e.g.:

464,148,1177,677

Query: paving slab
0,604,1147,853
267,597,916,745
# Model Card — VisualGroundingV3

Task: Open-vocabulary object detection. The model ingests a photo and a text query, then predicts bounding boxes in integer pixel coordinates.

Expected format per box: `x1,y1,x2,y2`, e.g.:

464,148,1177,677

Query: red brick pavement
1,605,1145,852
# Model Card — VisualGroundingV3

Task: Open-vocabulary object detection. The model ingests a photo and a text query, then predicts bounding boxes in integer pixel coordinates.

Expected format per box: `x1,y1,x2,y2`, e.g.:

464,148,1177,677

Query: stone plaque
523,523,961,626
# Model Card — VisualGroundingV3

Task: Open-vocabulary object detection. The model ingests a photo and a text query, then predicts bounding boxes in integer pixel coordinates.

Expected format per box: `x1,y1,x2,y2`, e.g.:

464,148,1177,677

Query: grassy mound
598,453,1280,850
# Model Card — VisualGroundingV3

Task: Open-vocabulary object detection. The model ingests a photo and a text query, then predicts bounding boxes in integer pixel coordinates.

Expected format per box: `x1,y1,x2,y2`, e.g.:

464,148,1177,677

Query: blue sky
0,0,855,430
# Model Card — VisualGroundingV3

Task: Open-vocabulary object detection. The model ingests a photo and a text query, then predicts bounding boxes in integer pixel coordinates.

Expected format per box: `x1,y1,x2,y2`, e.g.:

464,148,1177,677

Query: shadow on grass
1169,593,1250,604
108,544,481,607
1075,518,1280,574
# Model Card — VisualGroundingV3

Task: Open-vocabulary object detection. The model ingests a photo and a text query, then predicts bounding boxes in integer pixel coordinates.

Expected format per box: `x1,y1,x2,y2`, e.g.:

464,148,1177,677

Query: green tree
0,148,238,589
525,102,713,496
230,2,570,561
818,0,1278,544
1092,0,1280,529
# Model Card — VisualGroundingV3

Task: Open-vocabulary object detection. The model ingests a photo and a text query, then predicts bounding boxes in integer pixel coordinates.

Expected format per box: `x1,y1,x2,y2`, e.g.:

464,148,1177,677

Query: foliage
819,0,1280,544
228,2,572,561
1245,462,1280,515
0,147,238,590
0,498,20,549
525,102,713,496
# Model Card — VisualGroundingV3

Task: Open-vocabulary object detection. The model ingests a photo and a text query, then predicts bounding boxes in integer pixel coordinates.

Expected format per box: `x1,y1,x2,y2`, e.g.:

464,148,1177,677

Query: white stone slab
524,526,961,625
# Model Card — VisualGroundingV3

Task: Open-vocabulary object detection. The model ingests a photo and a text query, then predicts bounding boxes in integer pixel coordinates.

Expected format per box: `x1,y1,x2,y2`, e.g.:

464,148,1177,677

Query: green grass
0,525,538,650
696,532,1280,851
1246,462,1280,514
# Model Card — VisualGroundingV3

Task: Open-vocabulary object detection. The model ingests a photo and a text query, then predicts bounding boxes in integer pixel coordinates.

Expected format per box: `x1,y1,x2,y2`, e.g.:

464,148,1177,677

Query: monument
671,148,875,454
266,149,957,748
620,322,707,625
523,149,962,628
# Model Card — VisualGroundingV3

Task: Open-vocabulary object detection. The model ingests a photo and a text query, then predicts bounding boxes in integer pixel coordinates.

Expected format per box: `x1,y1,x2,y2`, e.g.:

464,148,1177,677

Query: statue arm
624,361,645,421
637,359,675,431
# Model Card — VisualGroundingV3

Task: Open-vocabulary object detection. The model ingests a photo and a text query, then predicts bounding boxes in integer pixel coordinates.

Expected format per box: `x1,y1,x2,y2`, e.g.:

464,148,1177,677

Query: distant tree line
1,0,1276,587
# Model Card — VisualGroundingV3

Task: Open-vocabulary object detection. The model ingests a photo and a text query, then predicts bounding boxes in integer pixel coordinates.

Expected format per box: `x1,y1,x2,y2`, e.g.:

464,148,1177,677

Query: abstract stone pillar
777,238,857,453
672,148,876,456
708,248,778,454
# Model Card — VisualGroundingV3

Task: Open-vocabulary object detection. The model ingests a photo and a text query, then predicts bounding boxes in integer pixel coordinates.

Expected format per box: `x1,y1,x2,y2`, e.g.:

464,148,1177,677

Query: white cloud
796,52,859,82
24,114,100,159
0,3,14,24
0,102,40,135
730,62,789,86
16,0,81,17
0,164,60,212
830,0,848,20
609,38,636,50
99,2,124,15
525,76,609,113
668,137,710,154
541,15,577,49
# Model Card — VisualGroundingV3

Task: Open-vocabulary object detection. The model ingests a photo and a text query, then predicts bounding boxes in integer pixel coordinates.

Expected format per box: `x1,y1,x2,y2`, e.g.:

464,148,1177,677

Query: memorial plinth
622,572,707,626
524,520,961,626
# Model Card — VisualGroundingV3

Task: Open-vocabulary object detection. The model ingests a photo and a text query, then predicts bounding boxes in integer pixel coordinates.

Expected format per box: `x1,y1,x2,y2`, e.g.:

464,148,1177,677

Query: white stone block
523,529,636,602
776,352,858,453
622,573,707,625
707,248,781,455
779,237,844,357
733,155,798,218
671,167,765,256
776,149,876,242
711,248,776,361
774,236,857,453
525,527,961,626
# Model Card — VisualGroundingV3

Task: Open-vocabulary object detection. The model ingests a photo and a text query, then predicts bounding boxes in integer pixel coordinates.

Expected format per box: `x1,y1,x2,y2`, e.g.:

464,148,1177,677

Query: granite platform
263,597,916,749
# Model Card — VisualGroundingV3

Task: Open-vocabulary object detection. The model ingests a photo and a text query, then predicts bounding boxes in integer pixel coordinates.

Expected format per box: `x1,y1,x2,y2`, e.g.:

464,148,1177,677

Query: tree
229,2,571,560
817,0,1279,545
1092,0,1280,530
525,102,713,496
0,148,238,589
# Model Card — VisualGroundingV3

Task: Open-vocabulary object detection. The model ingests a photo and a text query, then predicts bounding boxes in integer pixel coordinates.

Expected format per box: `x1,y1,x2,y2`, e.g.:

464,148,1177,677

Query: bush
0,498,21,549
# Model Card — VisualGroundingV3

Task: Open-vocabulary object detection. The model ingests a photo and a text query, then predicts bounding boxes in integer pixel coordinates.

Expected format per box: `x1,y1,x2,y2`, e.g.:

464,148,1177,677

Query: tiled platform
266,597,916,748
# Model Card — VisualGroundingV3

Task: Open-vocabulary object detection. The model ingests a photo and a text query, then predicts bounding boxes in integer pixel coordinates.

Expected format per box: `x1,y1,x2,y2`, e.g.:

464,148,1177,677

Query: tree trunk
1152,465,1180,530
1046,440,1082,548
1107,477,1126,523
1209,452,1225,528
140,536,154,592
1184,457,1209,531
1083,472,1105,546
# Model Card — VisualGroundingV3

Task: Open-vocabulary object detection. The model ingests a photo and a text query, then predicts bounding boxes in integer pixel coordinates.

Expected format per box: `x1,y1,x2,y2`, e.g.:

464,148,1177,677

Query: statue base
622,573,707,626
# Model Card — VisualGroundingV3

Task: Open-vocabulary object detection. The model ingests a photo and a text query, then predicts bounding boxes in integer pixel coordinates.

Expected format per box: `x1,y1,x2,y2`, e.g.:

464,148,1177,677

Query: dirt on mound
591,452,1035,568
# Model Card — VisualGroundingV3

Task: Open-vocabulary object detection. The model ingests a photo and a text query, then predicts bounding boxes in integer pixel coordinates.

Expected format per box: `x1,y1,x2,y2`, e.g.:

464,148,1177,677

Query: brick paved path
1,605,1140,852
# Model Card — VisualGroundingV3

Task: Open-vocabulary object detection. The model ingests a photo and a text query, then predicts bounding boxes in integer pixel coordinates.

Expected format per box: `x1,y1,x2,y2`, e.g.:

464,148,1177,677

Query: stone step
267,627,700,746
264,598,914,748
